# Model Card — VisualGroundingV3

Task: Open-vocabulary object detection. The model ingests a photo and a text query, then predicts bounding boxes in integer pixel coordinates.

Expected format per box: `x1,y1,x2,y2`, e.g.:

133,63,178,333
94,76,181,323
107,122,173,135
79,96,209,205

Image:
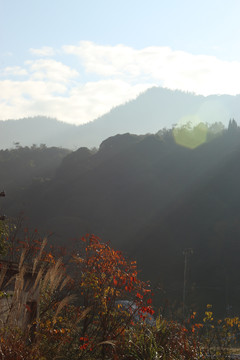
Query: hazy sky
1,0,240,124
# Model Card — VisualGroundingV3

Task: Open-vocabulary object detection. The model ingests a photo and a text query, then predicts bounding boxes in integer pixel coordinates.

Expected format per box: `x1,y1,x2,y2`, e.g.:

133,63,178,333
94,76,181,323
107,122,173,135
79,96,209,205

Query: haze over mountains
1,87,240,150
2,86,240,316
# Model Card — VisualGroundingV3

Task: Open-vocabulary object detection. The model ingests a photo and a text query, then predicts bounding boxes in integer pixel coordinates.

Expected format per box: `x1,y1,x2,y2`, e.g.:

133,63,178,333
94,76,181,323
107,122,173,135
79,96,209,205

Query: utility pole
182,248,193,320
0,190,6,221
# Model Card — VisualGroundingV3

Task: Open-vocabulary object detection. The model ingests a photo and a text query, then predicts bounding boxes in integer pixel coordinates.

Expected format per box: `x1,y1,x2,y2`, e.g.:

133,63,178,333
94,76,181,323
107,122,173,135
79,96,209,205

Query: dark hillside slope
0,146,70,190
131,139,240,315
7,129,235,237
4,128,240,315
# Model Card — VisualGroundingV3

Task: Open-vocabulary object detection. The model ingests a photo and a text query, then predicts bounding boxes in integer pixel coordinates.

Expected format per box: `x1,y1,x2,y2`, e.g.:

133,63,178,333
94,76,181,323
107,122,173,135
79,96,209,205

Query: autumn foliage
0,231,213,359
73,234,154,338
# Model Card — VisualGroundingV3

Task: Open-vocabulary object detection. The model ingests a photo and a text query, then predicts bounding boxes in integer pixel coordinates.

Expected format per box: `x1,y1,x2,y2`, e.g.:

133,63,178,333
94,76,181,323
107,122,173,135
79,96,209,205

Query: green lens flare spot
173,120,208,149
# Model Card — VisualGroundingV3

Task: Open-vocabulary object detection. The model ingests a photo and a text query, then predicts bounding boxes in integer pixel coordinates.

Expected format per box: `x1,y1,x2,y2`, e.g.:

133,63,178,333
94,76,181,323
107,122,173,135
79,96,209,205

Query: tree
0,231,207,360
228,118,238,132
71,234,154,358
207,121,225,140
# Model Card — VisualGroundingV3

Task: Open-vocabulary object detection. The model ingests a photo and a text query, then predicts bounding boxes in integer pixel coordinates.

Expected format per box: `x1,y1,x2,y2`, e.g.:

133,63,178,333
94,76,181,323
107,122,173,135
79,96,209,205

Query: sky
1,0,240,125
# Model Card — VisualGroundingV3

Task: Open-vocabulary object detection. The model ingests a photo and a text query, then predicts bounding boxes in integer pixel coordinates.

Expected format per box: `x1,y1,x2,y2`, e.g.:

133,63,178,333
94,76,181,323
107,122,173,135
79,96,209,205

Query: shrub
0,233,155,359
1,231,218,359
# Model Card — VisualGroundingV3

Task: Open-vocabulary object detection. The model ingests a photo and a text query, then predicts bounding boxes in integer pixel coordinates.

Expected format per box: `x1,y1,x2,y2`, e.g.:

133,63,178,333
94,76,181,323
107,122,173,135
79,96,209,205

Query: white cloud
61,80,153,123
63,41,240,96
2,41,240,124
26,59,79,83
0,78,152,123
1,66,28,76
0,79,67,120
63,42,142,77
0,80,66,100
29,46,55,57
0,52,154,124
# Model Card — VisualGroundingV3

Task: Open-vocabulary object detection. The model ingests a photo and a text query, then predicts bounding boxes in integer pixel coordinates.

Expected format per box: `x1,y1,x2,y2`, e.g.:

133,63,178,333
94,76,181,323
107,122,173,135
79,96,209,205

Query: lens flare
173,115,208,149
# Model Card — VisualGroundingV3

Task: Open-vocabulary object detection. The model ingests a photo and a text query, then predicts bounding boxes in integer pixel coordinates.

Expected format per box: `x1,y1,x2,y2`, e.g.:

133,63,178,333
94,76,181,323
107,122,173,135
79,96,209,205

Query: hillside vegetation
2,121,240,316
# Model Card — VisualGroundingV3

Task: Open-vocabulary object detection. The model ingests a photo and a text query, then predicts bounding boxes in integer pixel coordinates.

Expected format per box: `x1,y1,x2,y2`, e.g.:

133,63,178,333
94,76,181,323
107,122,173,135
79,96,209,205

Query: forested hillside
2,122,240,315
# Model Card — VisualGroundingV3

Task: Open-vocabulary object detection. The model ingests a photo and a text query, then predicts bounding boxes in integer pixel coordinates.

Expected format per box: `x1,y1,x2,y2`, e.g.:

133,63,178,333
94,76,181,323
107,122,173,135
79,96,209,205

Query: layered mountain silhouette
1,87,240,150
3,123,240,316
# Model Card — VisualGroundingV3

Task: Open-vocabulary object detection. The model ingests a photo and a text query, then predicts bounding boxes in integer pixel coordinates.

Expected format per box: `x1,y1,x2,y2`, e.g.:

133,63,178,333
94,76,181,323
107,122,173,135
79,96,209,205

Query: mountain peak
1,87,240,150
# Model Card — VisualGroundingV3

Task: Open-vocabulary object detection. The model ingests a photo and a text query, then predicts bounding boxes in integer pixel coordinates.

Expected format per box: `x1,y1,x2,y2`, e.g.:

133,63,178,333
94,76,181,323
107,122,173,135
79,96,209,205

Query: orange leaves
79,336,93,351
0,231,157,359
143,288,151,295
76,235,142,297
190,311,197,319
73,233,155,343
79,343,88,350
147,298,152,305
130,276,136,283
194,323,203,329
79,335,89,349
45,252,55,264
140,306,155,316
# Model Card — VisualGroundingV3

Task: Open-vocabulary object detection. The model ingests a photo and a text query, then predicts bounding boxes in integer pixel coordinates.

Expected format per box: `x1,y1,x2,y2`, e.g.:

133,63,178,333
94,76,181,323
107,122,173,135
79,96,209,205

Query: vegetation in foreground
0,230,240,359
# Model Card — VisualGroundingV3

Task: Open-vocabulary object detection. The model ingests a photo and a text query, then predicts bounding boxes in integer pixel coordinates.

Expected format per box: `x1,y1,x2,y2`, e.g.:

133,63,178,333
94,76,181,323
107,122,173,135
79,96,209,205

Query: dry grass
0,244,78,359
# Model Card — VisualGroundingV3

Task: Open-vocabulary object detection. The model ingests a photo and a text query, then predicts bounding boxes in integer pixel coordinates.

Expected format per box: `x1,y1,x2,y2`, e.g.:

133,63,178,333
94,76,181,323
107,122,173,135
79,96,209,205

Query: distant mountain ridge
1,87,240,150
0,117,77,150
